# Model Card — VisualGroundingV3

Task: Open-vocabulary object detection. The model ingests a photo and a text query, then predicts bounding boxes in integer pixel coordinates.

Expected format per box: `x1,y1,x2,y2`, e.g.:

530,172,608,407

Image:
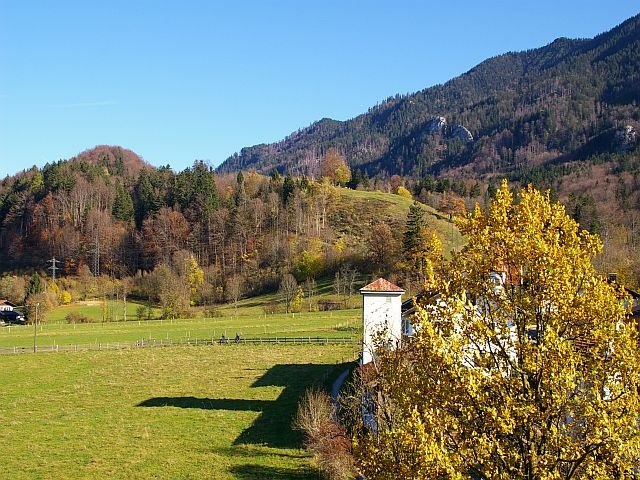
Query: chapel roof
360,278,404,293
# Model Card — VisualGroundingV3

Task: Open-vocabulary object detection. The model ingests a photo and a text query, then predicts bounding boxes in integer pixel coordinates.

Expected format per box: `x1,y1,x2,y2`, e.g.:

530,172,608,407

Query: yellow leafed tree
186,255,204,306
354,180,640,479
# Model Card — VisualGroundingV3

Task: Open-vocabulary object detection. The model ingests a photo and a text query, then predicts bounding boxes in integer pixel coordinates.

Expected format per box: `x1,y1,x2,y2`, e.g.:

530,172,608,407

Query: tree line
0,146,463,319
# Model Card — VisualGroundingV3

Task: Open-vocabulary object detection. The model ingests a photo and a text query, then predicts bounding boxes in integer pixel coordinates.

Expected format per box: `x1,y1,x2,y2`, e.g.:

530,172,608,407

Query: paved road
331,368,351,405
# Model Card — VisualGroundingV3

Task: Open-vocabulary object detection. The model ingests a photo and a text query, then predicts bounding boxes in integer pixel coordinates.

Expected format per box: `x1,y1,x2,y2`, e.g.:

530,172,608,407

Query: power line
47,257,61,280
90,236,100,277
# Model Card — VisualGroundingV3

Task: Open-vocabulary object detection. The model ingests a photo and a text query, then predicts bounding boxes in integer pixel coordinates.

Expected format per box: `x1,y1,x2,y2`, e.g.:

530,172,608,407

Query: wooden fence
0,336,359,355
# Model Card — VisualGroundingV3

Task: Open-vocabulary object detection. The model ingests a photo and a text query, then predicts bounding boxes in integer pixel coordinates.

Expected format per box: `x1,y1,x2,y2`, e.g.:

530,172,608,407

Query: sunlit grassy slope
44,300,161,323
333,187,465,255
0,344,357,479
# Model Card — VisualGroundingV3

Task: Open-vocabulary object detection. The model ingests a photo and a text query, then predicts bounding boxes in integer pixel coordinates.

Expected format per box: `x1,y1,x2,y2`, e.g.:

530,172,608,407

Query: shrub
203,307,224,318
61,291,72,305
136,305,155,321
396,185,412,199
263,300,281,314
293,388,355,480
65,312,92,324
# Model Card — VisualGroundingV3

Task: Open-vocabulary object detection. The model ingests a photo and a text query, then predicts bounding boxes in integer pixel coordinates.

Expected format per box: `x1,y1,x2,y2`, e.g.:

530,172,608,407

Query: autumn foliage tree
321,148,351,185
367,221,399,275
438,191,467,220
354,180,640,479
279,273,298,313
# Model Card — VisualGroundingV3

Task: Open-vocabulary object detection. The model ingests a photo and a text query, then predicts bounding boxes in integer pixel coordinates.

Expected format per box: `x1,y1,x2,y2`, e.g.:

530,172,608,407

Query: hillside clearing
334,187,464,255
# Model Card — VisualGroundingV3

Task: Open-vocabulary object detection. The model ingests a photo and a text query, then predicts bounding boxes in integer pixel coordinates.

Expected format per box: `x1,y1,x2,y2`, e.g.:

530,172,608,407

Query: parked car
0,310,26,325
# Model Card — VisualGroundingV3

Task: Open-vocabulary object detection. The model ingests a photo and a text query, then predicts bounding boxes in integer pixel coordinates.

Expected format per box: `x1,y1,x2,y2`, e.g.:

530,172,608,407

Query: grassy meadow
0,343,358,479
0,307,361,350
0,303,361,479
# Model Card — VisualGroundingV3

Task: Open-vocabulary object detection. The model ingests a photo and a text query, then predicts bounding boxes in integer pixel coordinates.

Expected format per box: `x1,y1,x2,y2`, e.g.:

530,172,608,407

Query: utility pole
33,303,39,353
47,257,60,280
90,235,100,277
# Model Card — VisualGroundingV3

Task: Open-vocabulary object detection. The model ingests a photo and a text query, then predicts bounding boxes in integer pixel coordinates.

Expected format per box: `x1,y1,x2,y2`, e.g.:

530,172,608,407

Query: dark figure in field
220,334,227,345
235,333,240,343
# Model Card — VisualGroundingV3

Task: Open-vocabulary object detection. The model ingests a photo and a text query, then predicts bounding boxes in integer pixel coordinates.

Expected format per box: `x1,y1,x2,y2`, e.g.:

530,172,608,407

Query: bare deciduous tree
225,274,243,317
279,273,298,313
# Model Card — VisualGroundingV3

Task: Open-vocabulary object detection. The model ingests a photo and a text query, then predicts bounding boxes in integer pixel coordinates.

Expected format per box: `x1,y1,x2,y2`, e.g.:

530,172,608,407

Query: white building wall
361,292,403,365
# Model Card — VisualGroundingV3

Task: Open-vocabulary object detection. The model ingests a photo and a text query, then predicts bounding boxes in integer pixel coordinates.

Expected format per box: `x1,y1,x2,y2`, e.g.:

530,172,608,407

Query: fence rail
0,336,359,355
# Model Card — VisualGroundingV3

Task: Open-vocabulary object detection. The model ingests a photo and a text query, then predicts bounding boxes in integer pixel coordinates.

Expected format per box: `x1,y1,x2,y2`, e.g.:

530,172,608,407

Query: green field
0,343,358,479
43,300,162,323
0,308,361,350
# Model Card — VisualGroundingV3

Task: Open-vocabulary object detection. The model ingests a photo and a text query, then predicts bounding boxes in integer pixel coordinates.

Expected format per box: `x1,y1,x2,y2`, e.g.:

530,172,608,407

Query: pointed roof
360,278,404,293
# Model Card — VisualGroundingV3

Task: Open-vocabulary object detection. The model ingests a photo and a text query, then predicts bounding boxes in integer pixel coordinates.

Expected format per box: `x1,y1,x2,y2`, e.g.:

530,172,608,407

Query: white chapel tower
360,278,405,365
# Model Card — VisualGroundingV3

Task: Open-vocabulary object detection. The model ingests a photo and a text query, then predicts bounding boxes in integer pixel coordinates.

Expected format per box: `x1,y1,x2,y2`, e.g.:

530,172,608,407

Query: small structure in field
317,299,343,311
0,300,15,312
360,278,404,365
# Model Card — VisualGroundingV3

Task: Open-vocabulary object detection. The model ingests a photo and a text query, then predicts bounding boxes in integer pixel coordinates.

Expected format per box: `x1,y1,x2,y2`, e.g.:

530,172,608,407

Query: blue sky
0,1,638,178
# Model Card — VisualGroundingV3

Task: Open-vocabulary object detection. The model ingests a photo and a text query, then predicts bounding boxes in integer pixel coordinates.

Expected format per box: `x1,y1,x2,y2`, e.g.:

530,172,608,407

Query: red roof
360,278,404,293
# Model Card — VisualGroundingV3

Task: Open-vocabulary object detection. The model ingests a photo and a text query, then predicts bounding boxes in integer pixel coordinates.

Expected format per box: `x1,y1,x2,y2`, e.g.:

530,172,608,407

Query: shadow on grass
137,362,352,448
229,464,321,480
137,397,270,411
232,300,271,308
216,446,309,460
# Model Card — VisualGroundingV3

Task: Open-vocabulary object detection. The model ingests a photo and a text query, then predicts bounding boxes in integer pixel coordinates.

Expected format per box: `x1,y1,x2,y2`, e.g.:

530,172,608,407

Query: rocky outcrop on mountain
450,124,474,142
615,125,638,151
426,116,447,134
423,116,473,142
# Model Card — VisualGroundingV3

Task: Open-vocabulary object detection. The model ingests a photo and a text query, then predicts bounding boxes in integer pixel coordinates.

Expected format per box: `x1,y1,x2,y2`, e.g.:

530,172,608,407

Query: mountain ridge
216,14,640,181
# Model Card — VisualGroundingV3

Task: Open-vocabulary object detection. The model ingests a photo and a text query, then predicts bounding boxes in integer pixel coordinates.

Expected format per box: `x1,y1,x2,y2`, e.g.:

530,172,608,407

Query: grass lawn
0,343,358,479
0,309,361,349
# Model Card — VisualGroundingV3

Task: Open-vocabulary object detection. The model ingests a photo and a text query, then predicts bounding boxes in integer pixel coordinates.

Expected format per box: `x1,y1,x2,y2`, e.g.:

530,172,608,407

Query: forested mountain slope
0,149,453,299
217,14,640,182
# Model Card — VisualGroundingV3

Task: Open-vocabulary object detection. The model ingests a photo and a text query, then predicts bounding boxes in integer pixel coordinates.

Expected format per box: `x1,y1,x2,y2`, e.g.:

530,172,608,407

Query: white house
360,278,404,365
0,300,14,312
